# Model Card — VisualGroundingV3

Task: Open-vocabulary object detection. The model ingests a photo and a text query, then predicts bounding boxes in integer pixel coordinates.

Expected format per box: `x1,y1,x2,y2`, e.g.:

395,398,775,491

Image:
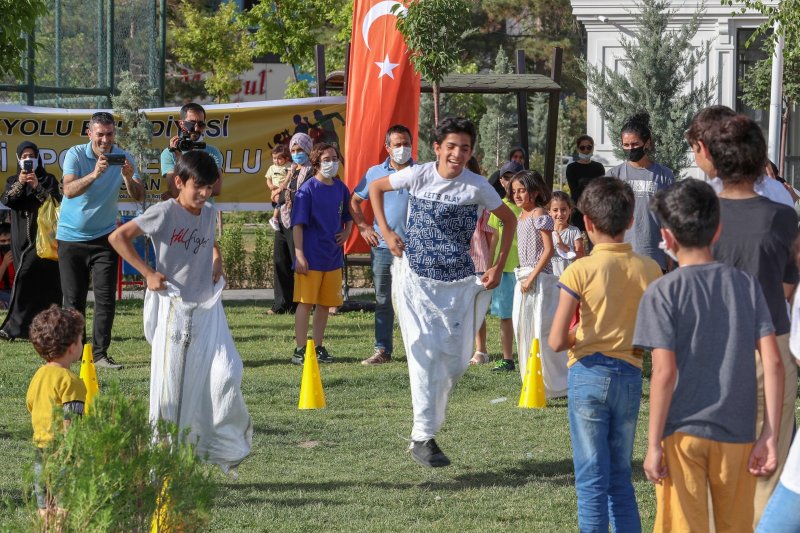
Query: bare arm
212,242,223,283
750,333,784,476
368,176,404,256
122,159,144,202
349,194,379,247
293,224,308,274
108,220,165,290
644,348,676,484
574,236,585,259
482,203,516,289
549,289,578,352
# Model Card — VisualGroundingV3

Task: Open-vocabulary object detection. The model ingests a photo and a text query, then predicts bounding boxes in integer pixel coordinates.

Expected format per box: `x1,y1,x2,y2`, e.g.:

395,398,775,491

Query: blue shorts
490,272,515,319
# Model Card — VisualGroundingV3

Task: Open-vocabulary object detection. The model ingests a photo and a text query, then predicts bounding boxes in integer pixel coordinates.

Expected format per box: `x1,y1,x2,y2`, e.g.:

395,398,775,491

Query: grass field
0,299,793,531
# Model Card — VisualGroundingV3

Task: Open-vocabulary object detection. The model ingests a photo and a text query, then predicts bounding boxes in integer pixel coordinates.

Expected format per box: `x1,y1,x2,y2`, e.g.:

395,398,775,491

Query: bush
248,226,273,289
35,384,215,532
219,222,247,288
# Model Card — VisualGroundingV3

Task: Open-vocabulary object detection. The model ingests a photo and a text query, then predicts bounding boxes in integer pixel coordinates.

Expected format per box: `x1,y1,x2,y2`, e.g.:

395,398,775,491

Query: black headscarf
15,141,45,178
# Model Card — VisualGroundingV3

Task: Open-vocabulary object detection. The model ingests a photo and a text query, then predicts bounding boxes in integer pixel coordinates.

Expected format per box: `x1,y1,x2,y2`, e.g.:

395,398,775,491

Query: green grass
1,298,781,531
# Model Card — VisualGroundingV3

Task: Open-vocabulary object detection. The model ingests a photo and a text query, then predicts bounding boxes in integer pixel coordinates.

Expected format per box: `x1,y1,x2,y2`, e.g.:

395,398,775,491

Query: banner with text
0,97,346,211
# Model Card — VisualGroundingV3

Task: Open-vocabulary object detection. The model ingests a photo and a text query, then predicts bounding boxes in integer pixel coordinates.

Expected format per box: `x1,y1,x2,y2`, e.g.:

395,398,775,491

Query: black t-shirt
712,196,799,335
566,161,605,230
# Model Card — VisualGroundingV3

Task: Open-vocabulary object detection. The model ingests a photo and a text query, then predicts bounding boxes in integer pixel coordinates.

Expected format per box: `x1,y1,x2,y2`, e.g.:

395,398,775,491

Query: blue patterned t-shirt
389,162,502,281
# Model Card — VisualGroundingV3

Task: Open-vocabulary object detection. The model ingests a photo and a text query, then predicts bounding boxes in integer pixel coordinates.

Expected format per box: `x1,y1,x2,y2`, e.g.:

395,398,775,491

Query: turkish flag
344,0,420,254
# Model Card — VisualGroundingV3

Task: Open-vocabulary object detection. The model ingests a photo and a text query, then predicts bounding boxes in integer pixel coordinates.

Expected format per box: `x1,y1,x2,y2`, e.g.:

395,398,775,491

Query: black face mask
0,244,10,255
623,146,646,163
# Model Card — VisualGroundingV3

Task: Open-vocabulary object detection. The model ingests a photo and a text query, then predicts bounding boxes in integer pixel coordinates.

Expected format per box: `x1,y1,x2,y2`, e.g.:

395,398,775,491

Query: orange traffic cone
298,337,326,409
79,344,99,413
518,338,546,409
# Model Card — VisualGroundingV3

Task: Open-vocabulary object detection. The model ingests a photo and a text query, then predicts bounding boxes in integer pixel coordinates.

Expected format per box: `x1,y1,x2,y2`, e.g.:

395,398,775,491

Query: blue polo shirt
352,157,412,249
159,144,224,176
57,142,140,242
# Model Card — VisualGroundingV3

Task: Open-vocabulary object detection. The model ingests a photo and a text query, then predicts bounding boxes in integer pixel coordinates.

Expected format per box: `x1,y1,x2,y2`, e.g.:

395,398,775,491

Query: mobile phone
23,159,33,172
105,153,126,165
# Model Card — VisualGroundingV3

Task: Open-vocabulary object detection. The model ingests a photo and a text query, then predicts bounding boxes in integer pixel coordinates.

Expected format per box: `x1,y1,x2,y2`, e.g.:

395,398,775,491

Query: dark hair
180,102,206,120
29,305,84,362
271,144,290,158
577,177,634,237
385,124,413,146
466,156,481,175
550,190,574,209
309,142,344,170
434,117,476,148
650,179,719,248
89,111,115,129
0,222,10,235
509,170,551,208
173,150,219,186
685,107,765,184
620,111,652,144
575,135,594,147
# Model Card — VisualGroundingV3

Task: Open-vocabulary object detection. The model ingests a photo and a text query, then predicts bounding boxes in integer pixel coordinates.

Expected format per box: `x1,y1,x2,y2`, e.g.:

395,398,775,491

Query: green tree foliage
0,0,47,81
584,0,713,177
171,2,254,103
721,0,800,50
37,384,215,531
478,48,518,170
394,0,475,126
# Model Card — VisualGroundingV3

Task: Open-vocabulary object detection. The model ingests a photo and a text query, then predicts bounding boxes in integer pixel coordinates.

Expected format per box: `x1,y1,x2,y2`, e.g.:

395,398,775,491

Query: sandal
469,351,489,365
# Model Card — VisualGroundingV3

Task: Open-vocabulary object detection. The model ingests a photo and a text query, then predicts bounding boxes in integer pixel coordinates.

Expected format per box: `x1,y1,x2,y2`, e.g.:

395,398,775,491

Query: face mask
291,152,309,165
623,146,646,163
0,244,9,254
391,146,412,165
577,153,593,161
658,238,679,264
320,161,339,178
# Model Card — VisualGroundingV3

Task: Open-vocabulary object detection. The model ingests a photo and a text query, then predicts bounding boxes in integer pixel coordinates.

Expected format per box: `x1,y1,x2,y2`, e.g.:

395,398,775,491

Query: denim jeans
756,482,800,533
568,353,642,533
372,247,394,354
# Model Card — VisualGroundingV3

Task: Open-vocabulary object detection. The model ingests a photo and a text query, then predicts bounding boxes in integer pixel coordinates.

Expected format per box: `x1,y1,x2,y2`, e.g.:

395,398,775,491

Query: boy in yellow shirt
26,305,86,516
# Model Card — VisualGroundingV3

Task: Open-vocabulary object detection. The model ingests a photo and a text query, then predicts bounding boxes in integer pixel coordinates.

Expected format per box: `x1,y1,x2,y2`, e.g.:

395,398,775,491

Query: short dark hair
578,177,634,237
575,135,594,147
271,144,290,159
180,102,206,120
651,179,719,248
0,223,10,236
89,111,115,129
551,190,574,209
433,117,476,148
29,305,84,362
509,170,551,208
173,150,219,186
309,142,344,170
685,106,765,184
620,111,652,144
466,156,481,175
385,124,413,146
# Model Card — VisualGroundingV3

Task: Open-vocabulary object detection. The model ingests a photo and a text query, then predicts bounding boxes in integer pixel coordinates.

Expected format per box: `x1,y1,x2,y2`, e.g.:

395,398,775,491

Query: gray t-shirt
607,162,675,269
134,199,217,303
634,262,774,443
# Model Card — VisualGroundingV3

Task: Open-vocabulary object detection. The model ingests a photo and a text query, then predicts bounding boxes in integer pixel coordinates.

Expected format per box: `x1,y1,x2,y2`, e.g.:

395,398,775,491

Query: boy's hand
748,435,778,476
384,230,405,257
295,254,309,275
212,255,223,283
1,251,11,268
481,265,501,289
644,443,668,484
145,271,166,291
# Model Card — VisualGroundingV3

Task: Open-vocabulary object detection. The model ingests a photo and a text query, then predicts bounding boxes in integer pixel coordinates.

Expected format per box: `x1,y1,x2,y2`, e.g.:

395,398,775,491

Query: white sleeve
476,179,502,211
388,164,417,192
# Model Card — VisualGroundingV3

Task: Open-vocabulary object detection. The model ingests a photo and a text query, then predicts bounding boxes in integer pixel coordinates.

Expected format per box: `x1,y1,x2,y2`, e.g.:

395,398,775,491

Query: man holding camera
160,103,223,200
57,111,144,369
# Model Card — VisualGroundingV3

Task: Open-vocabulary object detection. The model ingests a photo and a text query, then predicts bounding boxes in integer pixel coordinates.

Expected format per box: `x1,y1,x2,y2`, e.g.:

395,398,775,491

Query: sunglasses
578,145,593,151
182,120,207,130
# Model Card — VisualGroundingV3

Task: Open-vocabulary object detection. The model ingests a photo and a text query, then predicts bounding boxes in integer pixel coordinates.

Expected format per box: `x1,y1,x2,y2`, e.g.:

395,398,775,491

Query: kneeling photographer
160,102,223,200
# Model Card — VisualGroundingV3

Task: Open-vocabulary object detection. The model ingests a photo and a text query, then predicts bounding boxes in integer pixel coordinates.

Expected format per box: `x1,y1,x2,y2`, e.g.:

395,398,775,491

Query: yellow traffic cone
298,338,326,409
79,344,99,413
518,338,546,409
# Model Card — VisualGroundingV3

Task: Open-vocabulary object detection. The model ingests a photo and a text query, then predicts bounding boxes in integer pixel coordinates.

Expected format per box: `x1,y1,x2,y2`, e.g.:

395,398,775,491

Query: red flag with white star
344,0,420,254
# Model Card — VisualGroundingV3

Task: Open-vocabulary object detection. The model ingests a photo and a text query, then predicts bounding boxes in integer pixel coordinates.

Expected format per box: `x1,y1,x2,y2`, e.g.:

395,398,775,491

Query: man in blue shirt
58,111,144,369
350,124,413,365
160,102,223,200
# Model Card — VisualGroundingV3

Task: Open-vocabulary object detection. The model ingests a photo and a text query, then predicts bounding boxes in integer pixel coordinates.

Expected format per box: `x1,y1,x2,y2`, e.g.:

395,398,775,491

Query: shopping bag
36,196,59,260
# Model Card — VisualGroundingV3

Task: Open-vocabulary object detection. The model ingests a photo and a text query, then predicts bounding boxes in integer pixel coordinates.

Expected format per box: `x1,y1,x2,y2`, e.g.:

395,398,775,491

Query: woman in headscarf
268,132,314,315
0,141,62,340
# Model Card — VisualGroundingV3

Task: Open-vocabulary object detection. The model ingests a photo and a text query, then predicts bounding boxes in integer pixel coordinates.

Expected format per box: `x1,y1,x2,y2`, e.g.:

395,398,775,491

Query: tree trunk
432,83,440,127
780,98,790,176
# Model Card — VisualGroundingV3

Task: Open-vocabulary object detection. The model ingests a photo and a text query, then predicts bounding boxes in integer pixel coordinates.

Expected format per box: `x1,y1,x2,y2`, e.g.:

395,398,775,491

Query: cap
498,160,524,178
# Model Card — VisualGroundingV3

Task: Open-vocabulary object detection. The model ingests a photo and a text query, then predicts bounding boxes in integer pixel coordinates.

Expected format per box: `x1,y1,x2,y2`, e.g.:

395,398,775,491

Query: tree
720,0,800,51
478,48,518,169
0,0,48,81
584,0,714,177
394,0,475,126
171,2,254,103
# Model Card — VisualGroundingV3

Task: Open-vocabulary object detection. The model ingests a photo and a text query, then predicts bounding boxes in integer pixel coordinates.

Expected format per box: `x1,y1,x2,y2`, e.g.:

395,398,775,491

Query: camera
176,131,206,152
23,159,33,173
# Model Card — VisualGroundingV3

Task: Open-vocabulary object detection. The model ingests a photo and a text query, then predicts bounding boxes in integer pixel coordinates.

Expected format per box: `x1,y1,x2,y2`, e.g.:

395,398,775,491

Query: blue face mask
291,152,308,165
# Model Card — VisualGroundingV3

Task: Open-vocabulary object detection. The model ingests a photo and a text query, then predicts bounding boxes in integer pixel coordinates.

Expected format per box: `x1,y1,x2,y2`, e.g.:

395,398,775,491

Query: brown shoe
362,348,392,365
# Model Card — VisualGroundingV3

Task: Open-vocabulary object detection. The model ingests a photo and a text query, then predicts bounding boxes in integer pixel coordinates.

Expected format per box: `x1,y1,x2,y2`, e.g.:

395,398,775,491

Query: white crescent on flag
361,1,407,50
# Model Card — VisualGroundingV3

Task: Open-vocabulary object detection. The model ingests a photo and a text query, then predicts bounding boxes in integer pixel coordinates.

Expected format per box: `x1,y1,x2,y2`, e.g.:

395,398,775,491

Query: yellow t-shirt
558,242,661,368
26,365,86,447
488,198,522,272
265,164,291,188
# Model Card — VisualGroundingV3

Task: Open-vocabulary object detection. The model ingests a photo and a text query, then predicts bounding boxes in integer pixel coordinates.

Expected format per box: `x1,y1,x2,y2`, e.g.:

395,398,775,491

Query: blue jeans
568,353,642,533
372,247,394,354
756,482,800,532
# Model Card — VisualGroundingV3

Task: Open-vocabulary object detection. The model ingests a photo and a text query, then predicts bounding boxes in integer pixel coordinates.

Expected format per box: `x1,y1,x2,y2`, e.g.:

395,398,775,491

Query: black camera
23,159,33,173
176,131,206,152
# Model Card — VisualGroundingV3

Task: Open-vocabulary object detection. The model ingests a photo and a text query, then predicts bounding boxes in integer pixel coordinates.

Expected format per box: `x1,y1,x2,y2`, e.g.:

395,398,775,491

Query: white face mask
658,238,679,264
391,146,412,165
577,153,593,161
320,161,339,178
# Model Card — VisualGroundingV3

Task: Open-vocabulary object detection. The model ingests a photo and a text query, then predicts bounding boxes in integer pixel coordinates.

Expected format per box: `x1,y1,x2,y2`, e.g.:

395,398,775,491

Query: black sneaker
408,438,451,468
94,355,123,370
491,359,515,372
315,345,334,363
291,346,304,365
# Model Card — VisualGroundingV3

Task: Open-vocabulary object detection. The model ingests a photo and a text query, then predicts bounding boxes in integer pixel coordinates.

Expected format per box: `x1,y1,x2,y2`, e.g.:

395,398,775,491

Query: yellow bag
36,196,60,261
